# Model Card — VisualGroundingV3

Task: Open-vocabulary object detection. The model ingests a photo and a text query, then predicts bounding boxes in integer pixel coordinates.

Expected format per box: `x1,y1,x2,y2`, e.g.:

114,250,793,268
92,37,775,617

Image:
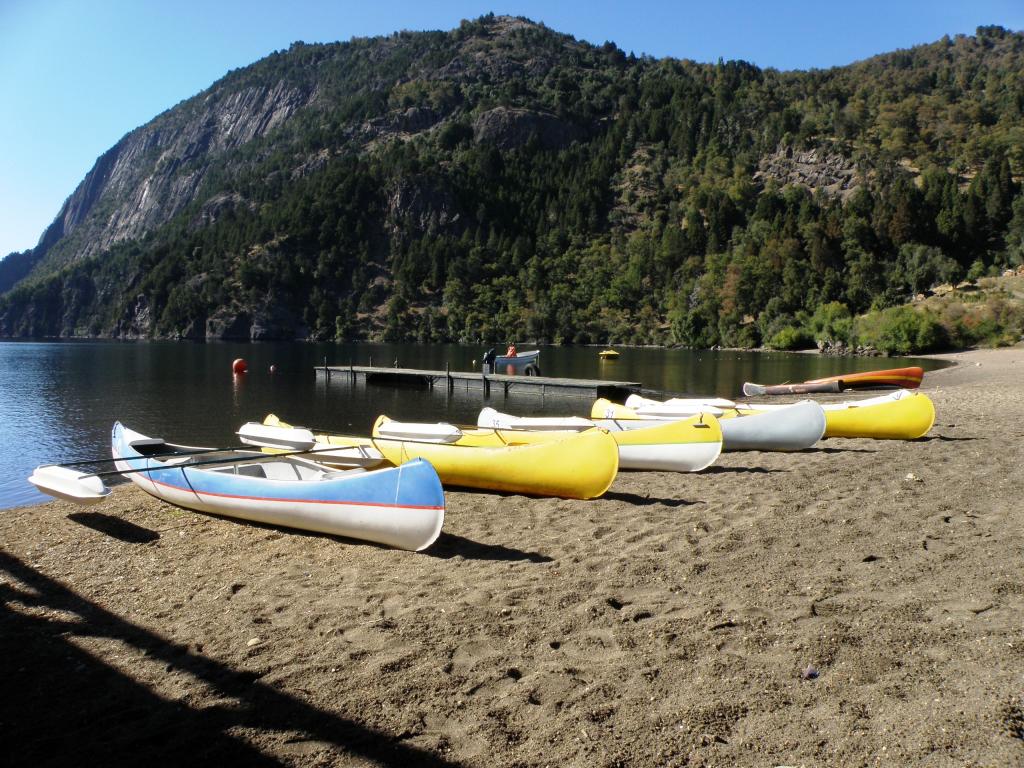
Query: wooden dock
316,364,641,400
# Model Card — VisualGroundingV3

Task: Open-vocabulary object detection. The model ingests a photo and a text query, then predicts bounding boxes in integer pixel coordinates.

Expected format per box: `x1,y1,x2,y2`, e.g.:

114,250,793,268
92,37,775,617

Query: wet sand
2,347,1023,767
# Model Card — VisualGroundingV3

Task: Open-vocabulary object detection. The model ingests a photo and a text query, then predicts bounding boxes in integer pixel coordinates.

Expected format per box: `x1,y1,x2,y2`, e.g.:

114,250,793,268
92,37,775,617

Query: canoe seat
235,464,268,478
322,468,364,479
262,462,301,481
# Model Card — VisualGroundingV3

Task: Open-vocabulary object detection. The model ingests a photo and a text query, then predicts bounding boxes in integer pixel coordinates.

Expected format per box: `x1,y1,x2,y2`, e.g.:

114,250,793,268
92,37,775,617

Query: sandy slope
2,347,1023,767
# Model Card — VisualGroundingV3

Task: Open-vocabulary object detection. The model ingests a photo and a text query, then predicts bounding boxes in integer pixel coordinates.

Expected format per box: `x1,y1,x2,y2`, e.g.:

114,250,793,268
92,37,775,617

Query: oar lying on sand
28,437,358,506
236,421,388,466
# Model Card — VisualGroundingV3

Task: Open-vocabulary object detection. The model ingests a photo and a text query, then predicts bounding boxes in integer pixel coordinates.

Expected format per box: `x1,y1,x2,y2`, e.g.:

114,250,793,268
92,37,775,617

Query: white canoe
477,407,723,472
111,422,445,551
593,398,826,451
626,394,737,411
614,394,726,418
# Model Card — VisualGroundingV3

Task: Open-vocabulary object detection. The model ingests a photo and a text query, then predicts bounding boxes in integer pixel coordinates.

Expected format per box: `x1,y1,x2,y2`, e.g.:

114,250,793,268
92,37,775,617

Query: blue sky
1,1,1022,258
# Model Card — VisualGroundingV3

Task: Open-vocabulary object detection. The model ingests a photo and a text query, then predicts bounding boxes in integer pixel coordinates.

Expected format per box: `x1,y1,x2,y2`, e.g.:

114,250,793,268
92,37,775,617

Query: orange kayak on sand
743,366,924,396
806,366,924,389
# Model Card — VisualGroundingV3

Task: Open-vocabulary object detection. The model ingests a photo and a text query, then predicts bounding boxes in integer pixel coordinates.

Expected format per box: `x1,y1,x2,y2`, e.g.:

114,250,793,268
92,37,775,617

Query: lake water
0,340,947,508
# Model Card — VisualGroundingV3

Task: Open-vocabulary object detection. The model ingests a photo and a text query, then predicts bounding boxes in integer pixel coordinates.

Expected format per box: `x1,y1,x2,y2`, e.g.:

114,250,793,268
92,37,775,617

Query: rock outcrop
755,145,861,200
473,107,585,151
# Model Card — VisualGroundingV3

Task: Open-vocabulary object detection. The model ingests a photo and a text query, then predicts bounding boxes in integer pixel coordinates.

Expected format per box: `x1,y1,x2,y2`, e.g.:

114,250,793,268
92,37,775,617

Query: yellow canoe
597,389,935,441
475,408,722,472
370,416,618,498
817,390,935,440
719,389,936,440
258,414,618,499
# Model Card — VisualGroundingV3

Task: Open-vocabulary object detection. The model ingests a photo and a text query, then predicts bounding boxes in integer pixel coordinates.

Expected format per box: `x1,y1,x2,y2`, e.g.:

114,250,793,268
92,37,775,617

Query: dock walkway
316,364,641,400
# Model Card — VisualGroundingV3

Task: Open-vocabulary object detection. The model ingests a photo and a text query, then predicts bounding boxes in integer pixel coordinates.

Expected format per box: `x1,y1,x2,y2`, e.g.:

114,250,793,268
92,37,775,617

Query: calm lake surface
0,340,948,508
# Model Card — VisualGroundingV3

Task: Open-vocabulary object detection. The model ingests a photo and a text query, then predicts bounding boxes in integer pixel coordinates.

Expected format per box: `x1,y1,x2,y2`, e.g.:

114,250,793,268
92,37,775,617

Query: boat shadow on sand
804,446,878,454
702,465,789,473
426,533,553,563
68,512,161,544
0,550,466,768
600,490,702,507
69,506,548,564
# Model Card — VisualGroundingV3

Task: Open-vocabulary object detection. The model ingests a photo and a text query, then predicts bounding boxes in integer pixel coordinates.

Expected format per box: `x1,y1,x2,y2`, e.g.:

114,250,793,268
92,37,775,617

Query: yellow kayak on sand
817,390,935,440
731,389,935,439
614,388,935,441
370,416,619,498
475,407,723,472
253,415,619,499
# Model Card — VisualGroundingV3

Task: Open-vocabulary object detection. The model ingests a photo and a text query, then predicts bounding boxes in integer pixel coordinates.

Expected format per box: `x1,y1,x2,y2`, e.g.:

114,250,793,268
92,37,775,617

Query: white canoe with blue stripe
111,422,444,551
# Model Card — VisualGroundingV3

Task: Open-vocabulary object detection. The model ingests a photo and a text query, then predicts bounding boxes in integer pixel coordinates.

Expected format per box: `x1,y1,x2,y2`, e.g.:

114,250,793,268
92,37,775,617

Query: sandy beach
2,347,1023,767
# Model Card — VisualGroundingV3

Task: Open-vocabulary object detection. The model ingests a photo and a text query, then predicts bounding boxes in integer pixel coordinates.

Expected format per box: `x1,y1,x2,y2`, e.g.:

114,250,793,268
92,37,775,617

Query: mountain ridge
2,15,1022,350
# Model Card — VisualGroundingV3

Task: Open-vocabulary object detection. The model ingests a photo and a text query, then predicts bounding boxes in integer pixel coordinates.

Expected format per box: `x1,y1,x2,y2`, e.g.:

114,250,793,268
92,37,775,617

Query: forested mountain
2,15,1023,350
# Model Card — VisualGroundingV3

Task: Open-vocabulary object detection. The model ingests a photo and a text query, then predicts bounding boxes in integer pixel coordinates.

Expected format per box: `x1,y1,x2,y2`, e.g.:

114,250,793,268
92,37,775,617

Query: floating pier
317,363,641,400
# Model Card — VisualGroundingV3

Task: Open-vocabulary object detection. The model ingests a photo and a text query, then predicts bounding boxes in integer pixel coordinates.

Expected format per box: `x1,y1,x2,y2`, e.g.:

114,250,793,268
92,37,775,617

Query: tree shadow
425,533,553,563
600,491,702,507
68,512,160,544
0,550,467,768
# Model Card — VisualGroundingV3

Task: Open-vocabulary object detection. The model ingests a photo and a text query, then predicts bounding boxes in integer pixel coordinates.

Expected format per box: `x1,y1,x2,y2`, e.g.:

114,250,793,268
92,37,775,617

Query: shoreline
2,346,1023,766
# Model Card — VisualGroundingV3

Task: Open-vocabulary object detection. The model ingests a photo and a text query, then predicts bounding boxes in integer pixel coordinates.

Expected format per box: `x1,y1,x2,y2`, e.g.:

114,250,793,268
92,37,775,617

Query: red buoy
232,358,248,374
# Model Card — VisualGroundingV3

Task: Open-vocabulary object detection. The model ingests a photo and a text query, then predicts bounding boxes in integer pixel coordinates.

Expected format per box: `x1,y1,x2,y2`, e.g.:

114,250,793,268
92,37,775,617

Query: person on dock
482,347,496,374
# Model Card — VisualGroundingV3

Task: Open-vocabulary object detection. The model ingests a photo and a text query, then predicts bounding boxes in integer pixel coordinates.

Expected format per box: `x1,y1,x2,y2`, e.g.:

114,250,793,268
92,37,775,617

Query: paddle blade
237,422,316,451
29,465,111,505
742,382,767,397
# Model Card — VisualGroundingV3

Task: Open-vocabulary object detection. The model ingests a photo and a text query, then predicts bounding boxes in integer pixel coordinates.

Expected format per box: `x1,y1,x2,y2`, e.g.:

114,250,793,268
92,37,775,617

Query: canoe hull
742,381,842,397
477,407,723,472
716,401,826,451
820,390,935,439
592,398,826,451
112,423,444,551
738,390,936,440
809,366,924,389
746,366,925,396
492,350,540,374
610,417,722,471
372,416,618,498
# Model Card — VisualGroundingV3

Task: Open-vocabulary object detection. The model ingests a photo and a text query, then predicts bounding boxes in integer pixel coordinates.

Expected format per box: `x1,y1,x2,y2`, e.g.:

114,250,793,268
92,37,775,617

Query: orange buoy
232,358,248,374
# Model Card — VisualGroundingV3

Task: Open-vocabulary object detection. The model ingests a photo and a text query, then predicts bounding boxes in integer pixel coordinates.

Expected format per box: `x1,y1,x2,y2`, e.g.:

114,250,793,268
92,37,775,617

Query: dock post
483,373,490,396
446,362,452,392
323,356,330,380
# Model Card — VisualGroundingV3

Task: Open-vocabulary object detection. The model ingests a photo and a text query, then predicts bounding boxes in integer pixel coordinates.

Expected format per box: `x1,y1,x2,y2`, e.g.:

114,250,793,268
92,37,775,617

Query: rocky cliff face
18,16,589,289
34,79,317,273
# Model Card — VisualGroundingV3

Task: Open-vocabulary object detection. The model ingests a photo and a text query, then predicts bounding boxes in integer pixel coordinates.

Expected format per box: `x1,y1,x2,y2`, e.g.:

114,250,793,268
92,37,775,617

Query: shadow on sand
600,491,702,507
426,532,553,563
0,550,467,768
68,512,161,544
702,465,787,474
